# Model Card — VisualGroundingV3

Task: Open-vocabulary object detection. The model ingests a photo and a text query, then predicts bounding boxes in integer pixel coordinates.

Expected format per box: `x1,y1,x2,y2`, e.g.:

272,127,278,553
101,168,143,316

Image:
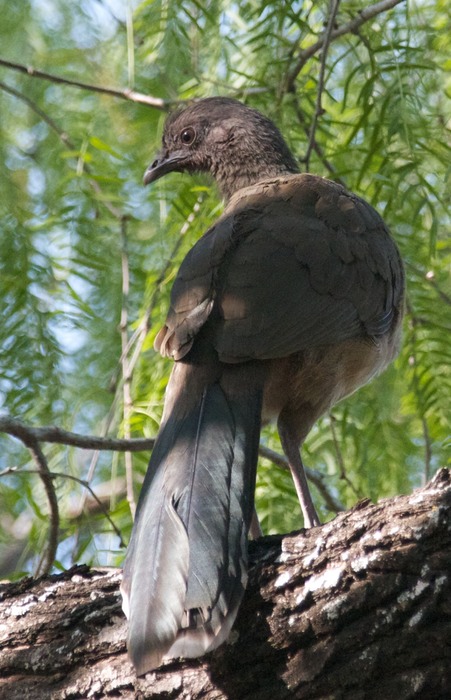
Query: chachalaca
121,97,405,675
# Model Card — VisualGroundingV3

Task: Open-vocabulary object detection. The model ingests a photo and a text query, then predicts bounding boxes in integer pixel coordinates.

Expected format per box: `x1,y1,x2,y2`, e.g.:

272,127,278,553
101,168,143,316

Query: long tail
121,359,262,675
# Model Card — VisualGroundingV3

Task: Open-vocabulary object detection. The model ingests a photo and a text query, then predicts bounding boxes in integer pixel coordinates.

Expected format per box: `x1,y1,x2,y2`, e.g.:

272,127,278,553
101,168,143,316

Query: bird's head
143,97,299,200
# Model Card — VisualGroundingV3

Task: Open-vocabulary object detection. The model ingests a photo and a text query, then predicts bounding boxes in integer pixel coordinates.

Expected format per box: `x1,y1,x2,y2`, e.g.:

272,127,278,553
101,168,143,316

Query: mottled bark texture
1,468,450,700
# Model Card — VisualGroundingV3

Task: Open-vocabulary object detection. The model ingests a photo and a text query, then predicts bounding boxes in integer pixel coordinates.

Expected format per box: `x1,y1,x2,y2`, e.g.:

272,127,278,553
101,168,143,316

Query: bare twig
58,476,122,543
0,80,73,147
114,194,205,388
0,467,124,547
0,415,148,568
0,80,123,220
31,442,59,576
119,217,136,518
290,94,345,183
405,298,433,484
0,416,154,452
421,416,433,483
65,476,126,520
0,58,166,109
303,0,341,171
258,444,345,513
286,0,406,91
329,415,361,498
125,1,135,89
2,429,60,576
75,400,122,529
1,416,343,514
329,413,347,480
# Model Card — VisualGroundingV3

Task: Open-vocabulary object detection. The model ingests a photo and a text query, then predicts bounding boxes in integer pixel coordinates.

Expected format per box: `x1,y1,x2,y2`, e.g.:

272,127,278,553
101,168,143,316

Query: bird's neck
212,154,299,202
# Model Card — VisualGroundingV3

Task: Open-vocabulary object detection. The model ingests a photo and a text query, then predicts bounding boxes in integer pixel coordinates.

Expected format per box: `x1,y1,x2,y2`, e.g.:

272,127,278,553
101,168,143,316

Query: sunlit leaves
0,0,449,576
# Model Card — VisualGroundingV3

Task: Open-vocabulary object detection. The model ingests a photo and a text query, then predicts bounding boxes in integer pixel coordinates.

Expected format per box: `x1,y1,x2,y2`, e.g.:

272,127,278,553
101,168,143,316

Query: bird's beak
143,151,187,186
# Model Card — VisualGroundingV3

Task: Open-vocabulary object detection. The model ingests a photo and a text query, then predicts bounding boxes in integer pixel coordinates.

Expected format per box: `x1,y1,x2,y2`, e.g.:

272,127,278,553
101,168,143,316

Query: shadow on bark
1,469,450,699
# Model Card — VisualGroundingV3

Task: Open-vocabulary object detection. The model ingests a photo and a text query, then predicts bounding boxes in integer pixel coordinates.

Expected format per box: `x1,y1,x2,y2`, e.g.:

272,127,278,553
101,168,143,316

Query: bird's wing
155,174,404,363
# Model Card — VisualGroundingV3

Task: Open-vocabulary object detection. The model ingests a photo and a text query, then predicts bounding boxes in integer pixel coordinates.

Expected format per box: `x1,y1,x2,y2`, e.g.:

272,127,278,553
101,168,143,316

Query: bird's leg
278,420,321,528
249,508,263,539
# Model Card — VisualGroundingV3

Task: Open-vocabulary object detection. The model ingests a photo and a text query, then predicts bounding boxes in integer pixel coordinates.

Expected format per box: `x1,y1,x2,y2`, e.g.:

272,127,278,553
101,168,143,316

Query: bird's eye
180,127,195,145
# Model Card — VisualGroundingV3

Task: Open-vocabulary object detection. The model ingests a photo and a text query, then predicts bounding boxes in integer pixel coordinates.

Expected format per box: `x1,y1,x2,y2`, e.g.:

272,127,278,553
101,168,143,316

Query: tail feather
121,364,262,674
120,421,191,674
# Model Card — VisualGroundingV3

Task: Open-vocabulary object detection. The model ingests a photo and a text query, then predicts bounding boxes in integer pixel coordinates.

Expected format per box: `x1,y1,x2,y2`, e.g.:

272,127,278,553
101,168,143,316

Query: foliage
0,0,449,576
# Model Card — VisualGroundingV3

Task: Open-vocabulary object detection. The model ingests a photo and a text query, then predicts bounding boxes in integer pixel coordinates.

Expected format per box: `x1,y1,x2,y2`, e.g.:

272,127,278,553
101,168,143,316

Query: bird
120,96,405,675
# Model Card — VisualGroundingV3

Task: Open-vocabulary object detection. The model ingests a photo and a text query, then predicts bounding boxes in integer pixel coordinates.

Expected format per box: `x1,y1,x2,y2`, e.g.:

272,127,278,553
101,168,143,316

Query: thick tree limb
1,469,450,699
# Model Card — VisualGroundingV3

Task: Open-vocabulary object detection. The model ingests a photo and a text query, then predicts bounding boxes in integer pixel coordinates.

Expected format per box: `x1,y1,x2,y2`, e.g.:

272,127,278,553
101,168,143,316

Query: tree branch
109,193,206,398
0,58,166,109
405,298,433,484
303,0,341,171
0,79,124,220
258,445,344,513
0,467,125,547
119,217,136,518
329,414,361,499
8,432,59,576
290,93,345,183
0,417,343,517
286,0,406,91
0,80,73,147
1,469,450,698
0,416,155,452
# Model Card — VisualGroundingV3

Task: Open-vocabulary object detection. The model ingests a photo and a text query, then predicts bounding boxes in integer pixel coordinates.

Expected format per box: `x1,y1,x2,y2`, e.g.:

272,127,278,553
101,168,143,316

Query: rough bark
1,468,450,700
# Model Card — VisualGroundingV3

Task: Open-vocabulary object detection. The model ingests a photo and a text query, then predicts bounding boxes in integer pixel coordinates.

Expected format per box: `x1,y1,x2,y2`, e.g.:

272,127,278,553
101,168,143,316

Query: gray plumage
122,97,405,675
